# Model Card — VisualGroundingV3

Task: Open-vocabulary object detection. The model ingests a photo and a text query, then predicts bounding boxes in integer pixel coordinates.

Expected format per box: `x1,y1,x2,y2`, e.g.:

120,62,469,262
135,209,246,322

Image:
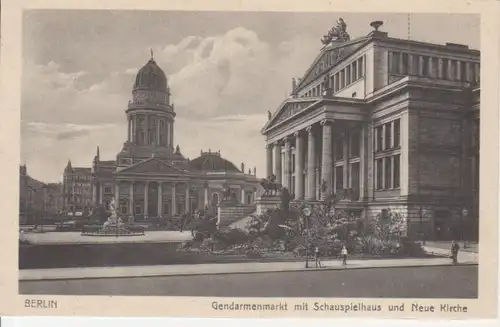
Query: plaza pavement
19,252,477,281
21,230,193,245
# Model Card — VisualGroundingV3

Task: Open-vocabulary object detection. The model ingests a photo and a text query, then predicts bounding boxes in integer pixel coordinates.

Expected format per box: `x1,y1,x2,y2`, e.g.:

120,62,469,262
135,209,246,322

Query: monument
82,197,144,236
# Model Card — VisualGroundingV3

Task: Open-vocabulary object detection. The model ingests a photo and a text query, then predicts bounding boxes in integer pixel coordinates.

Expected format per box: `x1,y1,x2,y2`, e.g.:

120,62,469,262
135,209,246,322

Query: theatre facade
261,20,480,239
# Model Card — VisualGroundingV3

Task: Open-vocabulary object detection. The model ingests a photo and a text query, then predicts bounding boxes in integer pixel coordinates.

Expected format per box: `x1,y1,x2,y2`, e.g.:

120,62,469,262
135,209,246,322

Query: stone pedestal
217,200,256,228
255,196,281,215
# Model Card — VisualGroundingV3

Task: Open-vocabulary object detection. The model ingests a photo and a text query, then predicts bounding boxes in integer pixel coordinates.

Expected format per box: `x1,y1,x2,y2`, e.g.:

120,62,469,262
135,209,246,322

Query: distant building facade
87,52,260,221
261,20,480,240
63,161,93,216
19,165,63,224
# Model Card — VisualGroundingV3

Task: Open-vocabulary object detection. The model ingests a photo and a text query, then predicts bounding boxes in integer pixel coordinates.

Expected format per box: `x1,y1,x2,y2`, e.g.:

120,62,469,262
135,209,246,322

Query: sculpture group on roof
321,18,350,45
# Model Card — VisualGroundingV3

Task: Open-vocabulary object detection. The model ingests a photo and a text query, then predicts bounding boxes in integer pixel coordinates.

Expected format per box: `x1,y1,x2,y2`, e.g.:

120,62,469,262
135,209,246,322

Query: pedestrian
451,240,460,264
341,245,348,266
314,246,322,268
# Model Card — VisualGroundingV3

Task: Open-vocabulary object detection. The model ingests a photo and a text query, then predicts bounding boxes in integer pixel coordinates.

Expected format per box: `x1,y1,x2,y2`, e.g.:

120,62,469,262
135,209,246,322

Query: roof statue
321,17,350,45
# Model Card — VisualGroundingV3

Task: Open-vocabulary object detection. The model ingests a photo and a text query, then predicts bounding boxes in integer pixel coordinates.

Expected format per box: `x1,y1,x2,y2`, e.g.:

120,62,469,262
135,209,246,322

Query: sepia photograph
0,0,498,320
17,9,481,298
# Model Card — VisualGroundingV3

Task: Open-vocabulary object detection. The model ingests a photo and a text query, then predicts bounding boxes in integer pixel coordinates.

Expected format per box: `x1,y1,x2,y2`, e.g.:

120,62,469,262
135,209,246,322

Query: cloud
22,26,320,182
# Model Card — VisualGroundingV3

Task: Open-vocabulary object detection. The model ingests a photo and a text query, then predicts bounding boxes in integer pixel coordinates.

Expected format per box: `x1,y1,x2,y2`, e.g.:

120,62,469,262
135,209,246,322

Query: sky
21,10,480,183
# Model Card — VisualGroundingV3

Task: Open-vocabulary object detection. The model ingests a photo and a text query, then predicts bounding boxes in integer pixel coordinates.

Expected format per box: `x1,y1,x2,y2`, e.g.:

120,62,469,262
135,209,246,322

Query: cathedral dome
188,150,241,173
133,54,167,92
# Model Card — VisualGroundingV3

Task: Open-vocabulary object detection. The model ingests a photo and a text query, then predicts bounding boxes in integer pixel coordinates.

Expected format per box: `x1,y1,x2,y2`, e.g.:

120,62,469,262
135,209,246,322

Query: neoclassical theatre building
87,53,260,221
261,20,480,239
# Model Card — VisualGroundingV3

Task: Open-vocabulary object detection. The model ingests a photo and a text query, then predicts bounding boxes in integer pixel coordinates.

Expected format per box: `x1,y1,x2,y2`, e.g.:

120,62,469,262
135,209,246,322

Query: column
99,184,103,204
428,57,434,78
185,183,190,213
367,124,375,200
408,54,414,75
240,187,246,204
306,126,316,200
438,58,444,79
171,183,177,215
343,133,349,189
465,62,472,82
274,141,282,184
390,121,395,148
283,137,292,189
129,182,134,218
144,181,149,218
294,131,305,200
266,144,273,178
320,120,333,198
157,182,163,217
127,116,132,142
398,53,404,74
92,183,97,205
166,123,170,147
156,119,161,146
170,123,174,148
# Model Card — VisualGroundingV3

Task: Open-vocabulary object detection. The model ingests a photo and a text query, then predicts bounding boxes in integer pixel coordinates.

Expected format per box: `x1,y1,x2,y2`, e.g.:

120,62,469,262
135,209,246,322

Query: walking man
341,245,348,266
451,240,460,264
314,246,322,268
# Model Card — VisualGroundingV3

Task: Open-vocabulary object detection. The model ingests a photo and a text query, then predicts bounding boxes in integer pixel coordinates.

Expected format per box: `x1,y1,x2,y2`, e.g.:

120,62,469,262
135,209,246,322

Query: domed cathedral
261,19,480,241
91,51,260,222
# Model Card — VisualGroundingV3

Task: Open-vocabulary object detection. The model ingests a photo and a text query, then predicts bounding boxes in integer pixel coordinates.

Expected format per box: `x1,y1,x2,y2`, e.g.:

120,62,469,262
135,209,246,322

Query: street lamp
302,204,312,268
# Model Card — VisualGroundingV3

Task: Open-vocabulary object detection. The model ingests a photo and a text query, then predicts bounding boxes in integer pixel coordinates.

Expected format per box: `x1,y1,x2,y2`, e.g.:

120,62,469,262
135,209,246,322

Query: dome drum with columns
89,52,261,223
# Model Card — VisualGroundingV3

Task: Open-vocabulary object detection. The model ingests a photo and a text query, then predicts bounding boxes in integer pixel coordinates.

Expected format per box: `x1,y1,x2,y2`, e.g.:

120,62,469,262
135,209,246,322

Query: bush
213,228,249,246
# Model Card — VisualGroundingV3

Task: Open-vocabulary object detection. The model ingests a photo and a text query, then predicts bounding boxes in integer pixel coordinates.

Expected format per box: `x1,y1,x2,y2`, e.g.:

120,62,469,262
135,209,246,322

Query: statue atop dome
321,17,350,45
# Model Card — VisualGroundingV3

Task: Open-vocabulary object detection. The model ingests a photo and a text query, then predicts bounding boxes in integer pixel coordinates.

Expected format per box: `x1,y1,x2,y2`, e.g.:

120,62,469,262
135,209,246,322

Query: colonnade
266,119,365,201
127,114,174,147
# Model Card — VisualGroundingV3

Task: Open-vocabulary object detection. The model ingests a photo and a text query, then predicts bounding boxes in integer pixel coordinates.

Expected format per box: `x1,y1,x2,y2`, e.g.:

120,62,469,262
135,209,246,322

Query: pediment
117,157,188,175
296,40,368,90
262,99,318,132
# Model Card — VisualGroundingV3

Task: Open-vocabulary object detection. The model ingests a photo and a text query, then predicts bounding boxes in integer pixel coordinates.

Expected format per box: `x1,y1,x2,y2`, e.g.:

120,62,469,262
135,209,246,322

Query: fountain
82,197,144,237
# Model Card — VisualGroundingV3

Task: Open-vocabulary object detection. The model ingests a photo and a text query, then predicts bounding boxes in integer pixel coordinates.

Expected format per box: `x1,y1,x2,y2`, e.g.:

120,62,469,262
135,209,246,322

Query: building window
352,62,358,81
135,204,143,215
334,74,340,92
422,56,430,77
394,119,401,148
350,131,360,157
375,125,383,152
104,186,112,193
358,56,365,78
393,154,401,188
335,166,344,191
346,65,351,85
385,123,392,149
390,52,401,74
335,138,344,160
402,53,409,74
384,157,392,189
340,70,345,89
376,159,383,190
